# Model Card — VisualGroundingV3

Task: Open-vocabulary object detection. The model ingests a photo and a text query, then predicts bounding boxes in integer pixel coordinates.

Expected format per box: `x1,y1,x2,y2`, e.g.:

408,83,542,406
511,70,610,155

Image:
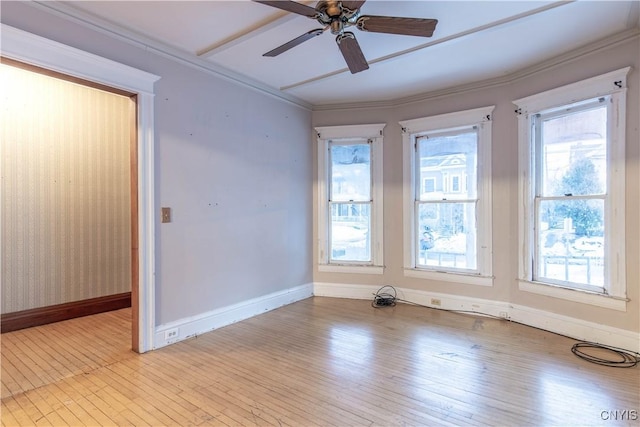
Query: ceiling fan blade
253,0,318,18
336,32,369,74
263,28,324,57
341,0,366,11
357,16,438,37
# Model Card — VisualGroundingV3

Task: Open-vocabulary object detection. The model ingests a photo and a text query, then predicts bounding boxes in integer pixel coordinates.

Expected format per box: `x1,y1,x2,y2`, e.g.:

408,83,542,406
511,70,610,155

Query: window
423,177,436,193
451,175,460,192
316,124,384,273
514,68,629,309
400,106,494,285
329,142,371,262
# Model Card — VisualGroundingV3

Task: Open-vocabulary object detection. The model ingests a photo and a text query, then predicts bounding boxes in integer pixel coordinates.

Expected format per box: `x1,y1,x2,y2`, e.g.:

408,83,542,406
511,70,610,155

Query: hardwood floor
2,297,639,426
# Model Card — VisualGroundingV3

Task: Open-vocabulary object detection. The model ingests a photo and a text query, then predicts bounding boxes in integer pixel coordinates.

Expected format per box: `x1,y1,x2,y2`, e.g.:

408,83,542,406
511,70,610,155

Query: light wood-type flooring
2,297,639,426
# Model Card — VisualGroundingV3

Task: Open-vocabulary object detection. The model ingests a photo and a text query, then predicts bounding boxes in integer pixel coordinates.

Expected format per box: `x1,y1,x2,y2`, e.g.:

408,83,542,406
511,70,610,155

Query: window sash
533,194,606,292
328,141,372,203
315,123,385,270
414,129,479,273
531,97,610,292
533,98,608,199
414,199,478,273
329,201,372,264
328,140,373,264
514,67,629,302
415,128,478,202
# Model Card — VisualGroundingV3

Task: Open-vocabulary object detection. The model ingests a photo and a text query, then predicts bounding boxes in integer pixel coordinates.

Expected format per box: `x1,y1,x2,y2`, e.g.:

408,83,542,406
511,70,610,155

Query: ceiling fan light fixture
317,0,342,18
330,19,343,35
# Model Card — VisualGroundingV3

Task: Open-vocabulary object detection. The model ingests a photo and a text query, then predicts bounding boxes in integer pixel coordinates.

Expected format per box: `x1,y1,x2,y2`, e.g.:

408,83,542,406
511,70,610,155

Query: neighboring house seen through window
401,106,494,286
415,129,478,270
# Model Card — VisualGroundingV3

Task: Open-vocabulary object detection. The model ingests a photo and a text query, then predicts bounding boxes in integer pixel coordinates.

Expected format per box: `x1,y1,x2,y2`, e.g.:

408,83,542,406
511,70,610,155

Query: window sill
318,264,384,275
404,268,493,286
518,280,627,311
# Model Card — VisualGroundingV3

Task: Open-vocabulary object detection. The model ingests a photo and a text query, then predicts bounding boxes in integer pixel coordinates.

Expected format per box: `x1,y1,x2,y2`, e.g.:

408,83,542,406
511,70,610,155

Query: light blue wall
1,1,314,326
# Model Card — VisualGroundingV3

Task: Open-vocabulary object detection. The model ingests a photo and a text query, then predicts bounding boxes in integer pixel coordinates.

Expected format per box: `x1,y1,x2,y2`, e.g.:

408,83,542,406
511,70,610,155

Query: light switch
161,207,171,223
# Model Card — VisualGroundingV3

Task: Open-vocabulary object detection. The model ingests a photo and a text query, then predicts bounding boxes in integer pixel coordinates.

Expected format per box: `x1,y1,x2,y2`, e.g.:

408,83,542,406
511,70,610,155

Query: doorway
1,24,160,353
1,57,138,345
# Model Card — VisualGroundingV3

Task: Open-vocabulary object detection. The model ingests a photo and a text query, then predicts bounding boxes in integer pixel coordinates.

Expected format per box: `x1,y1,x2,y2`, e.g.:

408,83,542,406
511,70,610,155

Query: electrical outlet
165,328,179,341
430,298,441,306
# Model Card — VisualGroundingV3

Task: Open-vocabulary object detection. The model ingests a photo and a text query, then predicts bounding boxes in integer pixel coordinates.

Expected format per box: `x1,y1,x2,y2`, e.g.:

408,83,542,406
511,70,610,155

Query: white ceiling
51,0,639,107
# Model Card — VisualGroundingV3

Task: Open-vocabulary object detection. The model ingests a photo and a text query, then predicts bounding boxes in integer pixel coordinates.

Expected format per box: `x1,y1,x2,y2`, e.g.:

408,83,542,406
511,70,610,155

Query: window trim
316,123,385,274
513,67,629,309
400,106,494,284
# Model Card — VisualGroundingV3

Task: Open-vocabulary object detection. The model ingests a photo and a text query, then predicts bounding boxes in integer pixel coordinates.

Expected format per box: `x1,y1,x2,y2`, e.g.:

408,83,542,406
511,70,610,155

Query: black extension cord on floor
371,285,397,308
370,285,640,368
571,341,640,368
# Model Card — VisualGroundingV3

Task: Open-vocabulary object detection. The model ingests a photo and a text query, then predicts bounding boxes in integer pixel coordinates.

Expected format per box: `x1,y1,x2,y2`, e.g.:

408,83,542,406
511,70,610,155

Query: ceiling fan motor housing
316,1,361,34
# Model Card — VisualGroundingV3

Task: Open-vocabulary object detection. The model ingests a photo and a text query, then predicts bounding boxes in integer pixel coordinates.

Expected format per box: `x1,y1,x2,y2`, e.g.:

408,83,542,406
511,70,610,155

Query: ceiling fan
253,0,438,74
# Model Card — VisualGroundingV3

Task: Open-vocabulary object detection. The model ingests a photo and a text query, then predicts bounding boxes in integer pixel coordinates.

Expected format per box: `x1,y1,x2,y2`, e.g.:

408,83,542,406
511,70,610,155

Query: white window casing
513,67,629,310
400,106,494,285
316,123,385,274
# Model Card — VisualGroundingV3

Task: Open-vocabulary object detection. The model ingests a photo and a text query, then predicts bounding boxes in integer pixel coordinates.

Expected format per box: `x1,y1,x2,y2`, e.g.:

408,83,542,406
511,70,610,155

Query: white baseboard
152,281,638,353
154,283,313,349
313,282,382,300
313,281,510,315
313,282,640,353
508,303,640,353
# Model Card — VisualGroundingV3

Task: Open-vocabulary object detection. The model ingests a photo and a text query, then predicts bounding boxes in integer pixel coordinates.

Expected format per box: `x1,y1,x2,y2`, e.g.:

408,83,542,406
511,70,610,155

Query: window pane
330,144,370,202
417,131,477,201
540,106,607,197
536,198,604,287
423,178,435,193
417,202,476,270
330,203,370,262
452,176,460,192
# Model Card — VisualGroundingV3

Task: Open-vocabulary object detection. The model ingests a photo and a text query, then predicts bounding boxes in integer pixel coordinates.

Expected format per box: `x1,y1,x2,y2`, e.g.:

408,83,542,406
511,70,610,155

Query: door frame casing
1,24,160,352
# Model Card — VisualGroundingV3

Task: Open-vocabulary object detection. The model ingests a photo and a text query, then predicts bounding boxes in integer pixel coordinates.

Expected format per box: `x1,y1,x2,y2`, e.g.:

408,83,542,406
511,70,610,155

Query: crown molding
312,28,640,112
26,1,313,111
15,1,638,113
284,1,572,93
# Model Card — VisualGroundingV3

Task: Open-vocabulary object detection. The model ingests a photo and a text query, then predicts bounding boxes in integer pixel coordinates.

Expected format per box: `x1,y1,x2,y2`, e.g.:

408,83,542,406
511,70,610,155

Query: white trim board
313,282,640,353
154,283,314,349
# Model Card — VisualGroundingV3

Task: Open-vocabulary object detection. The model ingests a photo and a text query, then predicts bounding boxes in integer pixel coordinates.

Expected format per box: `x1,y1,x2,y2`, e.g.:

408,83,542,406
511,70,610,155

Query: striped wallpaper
1,63,132,314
